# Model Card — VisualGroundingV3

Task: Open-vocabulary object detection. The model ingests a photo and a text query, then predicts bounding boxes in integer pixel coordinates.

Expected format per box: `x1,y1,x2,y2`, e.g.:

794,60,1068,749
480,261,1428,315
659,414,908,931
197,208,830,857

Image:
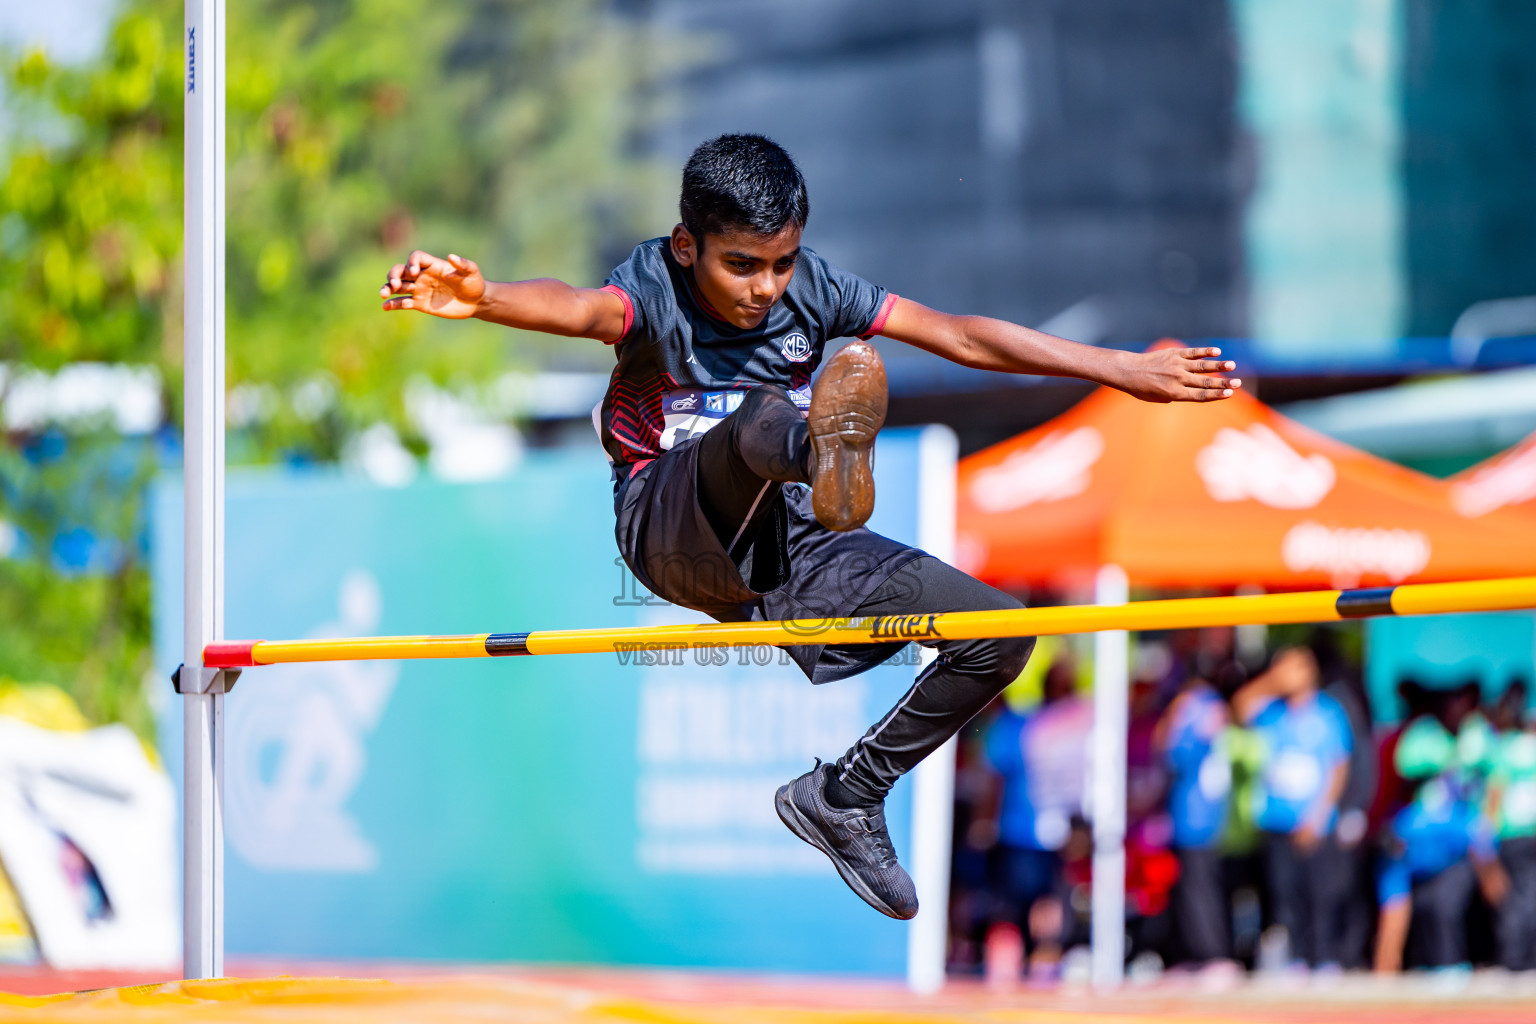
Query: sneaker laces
814,760,898,870
848,812,897,870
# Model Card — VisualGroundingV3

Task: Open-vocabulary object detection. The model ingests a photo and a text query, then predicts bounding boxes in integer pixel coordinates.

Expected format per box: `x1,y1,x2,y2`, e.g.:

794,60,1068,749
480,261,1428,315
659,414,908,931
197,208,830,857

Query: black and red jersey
596,238,895,469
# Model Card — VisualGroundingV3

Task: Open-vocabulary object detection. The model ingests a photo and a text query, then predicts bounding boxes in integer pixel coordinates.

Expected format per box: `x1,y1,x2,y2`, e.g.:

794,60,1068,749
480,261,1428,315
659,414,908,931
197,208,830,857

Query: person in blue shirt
1373,715,1508,972
1310,630,1378,970
1156,664,1239,966
1233,647,1353,969
983,657,1093,971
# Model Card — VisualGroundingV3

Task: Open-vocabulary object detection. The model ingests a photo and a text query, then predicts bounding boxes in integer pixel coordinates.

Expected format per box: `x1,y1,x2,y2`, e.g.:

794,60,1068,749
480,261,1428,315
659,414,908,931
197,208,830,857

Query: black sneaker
775,762,918,920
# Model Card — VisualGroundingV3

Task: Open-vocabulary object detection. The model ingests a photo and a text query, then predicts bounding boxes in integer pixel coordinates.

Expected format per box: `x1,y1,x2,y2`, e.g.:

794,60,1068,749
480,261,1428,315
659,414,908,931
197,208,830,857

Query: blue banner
153,432,932,973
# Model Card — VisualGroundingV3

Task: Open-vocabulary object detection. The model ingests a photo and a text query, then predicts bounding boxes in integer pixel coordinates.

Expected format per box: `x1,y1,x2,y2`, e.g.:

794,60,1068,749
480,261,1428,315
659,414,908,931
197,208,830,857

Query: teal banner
153,433,931,973
1366,611,1535,723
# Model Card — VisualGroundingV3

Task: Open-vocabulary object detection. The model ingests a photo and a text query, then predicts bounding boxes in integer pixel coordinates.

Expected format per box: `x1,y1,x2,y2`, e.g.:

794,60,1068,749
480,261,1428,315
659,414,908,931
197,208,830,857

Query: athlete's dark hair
679,134,808,246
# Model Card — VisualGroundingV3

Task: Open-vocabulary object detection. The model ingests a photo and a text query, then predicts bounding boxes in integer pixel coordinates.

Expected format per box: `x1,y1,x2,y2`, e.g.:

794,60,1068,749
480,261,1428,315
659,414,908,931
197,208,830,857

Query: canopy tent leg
1090,564,1129,989
183,0,227,981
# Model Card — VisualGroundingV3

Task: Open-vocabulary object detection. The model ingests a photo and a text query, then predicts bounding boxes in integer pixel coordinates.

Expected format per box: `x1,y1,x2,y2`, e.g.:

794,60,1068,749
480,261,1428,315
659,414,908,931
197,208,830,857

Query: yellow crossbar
201,576,1536,668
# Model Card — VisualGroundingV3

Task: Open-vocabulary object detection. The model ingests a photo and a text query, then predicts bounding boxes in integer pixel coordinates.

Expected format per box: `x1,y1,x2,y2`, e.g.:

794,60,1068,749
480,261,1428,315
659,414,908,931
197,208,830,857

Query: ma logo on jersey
780,332,812,363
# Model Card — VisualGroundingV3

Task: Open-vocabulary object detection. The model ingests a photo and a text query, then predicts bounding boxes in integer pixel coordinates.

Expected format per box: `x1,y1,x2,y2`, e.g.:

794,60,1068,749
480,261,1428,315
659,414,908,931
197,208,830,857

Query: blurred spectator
1373,715,1508,972
1234,647,1351,970
1155,664,1235,967
1217,695,1268,966
953,630,1527,980
1442,682,1485,736
1312,630,1378,969
1491,677,1530,734
982,657,1092,977
947,705,1004,974
1127,674,1170,838
1369,679,1436,836
1124,671,1177,967
1489,684,1536,972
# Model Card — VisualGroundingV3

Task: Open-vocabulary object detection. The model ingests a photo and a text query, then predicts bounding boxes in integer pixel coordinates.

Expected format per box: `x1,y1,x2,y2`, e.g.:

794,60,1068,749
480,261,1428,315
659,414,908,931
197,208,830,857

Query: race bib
1034,808,1070,850
1197,751,1232,800
1266,750,1322,802
1504,780,1536,829
657,385,812,451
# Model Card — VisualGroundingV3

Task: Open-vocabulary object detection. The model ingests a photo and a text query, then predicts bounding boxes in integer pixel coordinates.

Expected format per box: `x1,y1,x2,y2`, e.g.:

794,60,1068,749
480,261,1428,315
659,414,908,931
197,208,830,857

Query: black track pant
1499,836,1536,971
695,386,1035,804
1172,846,1230,964
695,386,811,561
1406,858,1475,968
1263,831,1344,967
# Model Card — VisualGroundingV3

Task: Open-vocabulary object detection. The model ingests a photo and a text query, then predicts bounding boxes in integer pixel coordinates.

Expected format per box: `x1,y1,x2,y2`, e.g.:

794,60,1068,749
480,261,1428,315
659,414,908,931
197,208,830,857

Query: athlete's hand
1110,345,1240,403
1293,817,1325,854
380,250,485,319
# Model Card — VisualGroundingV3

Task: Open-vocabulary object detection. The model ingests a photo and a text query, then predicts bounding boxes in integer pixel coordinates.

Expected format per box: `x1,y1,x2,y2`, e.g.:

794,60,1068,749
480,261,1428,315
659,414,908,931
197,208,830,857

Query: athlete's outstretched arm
380,250,626,342
877,296,1240,403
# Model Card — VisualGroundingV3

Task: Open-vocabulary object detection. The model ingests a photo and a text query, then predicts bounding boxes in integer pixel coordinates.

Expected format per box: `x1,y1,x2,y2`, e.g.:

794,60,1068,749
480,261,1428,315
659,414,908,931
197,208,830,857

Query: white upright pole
1090,564,1129,990
183,0,227,980
907,425,959,995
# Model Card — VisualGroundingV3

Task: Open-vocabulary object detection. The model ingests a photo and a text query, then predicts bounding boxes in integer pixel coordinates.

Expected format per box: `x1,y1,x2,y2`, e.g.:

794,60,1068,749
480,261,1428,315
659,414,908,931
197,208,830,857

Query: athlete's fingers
386,263,411,291
1184,383,1235,401
1180,370,1239,389
1178,346,1221,360
407,250,450,277
381,295,415,312
446,253,478,276
1190,359,1237,374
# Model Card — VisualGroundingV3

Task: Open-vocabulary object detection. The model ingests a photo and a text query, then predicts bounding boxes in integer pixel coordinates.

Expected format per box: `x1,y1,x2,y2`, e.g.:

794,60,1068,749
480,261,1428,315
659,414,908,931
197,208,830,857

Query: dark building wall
1402,0,1536,335
640,0,1246,354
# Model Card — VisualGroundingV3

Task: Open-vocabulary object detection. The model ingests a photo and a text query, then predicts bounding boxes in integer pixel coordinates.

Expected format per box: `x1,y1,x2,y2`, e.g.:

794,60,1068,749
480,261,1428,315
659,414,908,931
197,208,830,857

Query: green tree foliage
4,0,667,456
0,430,157,737
221,0,670,457
0,0,670,731
1,16,181,371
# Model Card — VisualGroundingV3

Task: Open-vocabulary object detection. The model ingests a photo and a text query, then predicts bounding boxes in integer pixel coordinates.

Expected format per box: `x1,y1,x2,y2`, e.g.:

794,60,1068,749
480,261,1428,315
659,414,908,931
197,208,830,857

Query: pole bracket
172,664,240,695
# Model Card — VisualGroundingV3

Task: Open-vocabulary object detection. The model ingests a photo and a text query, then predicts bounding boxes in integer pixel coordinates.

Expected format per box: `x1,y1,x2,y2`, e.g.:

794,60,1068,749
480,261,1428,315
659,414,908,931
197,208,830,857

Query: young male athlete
380,134,1240,920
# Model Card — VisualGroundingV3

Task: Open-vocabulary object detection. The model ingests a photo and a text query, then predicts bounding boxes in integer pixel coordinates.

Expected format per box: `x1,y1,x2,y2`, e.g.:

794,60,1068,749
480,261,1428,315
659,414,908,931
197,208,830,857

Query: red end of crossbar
204,641,259,668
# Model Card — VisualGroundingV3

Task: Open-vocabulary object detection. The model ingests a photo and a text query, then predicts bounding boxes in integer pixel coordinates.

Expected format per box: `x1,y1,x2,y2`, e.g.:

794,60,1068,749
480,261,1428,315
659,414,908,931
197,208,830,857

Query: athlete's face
670,223,802,329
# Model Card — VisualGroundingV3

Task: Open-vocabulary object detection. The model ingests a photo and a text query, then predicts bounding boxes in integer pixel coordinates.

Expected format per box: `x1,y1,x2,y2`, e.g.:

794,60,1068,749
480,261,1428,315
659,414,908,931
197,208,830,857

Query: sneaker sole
774,784,914,920
808,341,887,531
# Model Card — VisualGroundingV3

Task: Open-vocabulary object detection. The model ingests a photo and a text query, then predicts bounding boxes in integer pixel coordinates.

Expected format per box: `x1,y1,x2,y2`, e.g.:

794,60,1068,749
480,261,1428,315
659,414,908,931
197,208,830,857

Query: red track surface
2,962,1534,1022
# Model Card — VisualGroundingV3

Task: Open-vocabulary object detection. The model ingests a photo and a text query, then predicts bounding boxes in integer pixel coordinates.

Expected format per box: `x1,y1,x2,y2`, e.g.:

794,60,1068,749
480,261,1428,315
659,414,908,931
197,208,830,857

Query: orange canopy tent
956,383,1536,591
1448,430,1536,518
